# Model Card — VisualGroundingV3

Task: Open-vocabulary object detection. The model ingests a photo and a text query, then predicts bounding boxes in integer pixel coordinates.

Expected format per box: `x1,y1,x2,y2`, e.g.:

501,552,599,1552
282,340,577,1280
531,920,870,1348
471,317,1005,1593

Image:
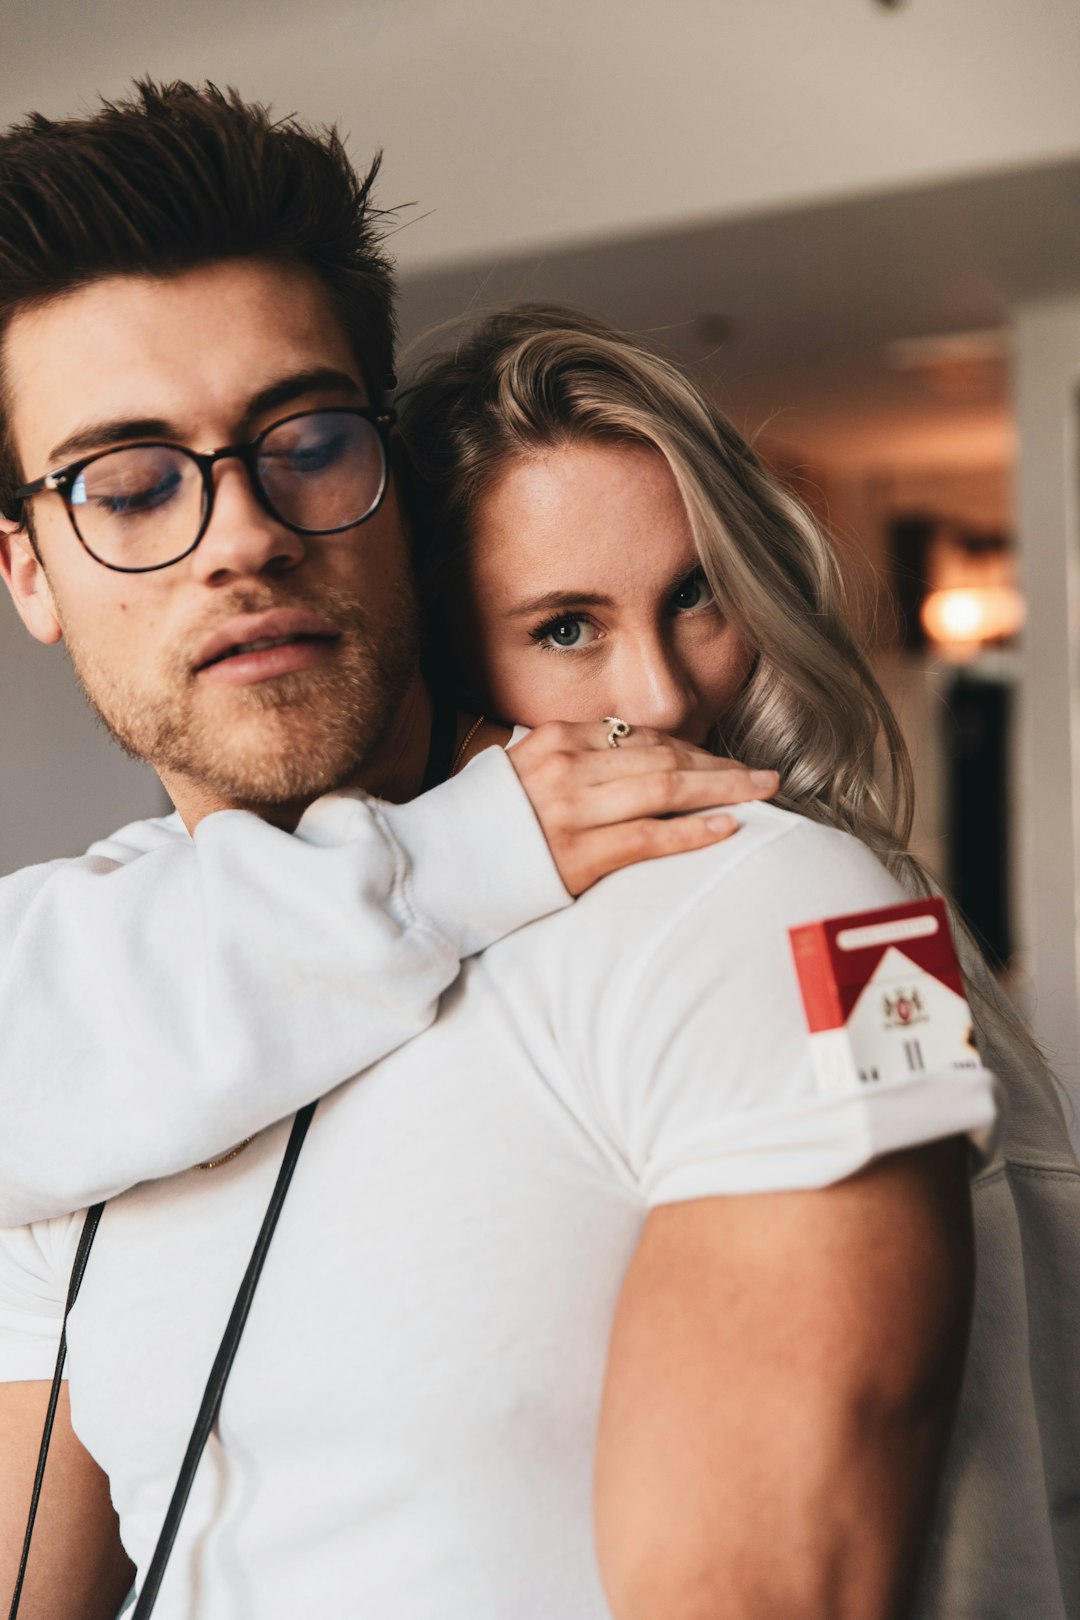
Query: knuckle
664,815,711,852
538,747,574,787
650,771,681,813
535,791,575,836
560,797,585,830
532,719,572,754
665,772,688,810
657,823,697,856
627,821,659,859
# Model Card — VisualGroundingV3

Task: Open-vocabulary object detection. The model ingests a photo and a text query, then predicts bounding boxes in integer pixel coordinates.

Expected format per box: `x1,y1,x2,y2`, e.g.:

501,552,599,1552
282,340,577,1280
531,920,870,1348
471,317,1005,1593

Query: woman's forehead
471,440,695,602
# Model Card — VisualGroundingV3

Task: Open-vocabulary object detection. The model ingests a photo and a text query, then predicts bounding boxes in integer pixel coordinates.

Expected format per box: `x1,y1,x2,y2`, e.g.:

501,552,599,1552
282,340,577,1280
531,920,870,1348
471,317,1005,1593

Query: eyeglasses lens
72,447,202,570
257,412,385,536
68,411,386,571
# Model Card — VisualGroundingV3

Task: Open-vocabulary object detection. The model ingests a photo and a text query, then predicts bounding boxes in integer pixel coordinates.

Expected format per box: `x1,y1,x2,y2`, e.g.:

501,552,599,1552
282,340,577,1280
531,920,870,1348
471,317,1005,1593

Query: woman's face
454,440,754,744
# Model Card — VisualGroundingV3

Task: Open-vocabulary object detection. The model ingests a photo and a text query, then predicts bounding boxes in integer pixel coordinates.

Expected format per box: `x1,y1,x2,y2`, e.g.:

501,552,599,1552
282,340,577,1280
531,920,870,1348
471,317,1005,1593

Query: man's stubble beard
64,578,422,805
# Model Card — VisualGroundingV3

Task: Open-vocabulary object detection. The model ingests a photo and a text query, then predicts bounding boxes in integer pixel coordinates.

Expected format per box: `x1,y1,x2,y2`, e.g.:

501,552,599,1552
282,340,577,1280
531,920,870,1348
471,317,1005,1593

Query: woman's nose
611,638,696,735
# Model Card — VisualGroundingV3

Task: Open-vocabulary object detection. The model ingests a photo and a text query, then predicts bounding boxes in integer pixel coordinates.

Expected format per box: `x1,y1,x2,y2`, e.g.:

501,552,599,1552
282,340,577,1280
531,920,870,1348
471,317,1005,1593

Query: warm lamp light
920,584,1025,649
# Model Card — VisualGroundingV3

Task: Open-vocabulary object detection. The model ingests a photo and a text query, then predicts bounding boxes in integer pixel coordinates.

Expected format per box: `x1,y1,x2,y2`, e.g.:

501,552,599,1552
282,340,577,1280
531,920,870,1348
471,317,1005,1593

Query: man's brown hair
0,79,397,518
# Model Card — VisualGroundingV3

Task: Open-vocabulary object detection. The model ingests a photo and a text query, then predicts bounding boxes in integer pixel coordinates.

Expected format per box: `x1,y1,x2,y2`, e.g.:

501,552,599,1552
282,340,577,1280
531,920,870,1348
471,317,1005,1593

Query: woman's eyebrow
510,589,614,618
509,561,702,620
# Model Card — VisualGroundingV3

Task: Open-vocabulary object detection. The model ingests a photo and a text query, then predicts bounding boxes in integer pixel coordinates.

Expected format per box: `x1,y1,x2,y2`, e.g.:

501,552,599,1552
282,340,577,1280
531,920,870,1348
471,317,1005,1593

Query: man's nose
611,637,696,735
188,459,306,584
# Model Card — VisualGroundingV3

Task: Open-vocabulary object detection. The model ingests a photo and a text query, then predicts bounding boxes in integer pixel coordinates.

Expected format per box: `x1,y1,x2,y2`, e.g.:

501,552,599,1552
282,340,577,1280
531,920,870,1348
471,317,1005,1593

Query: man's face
0,259,420,819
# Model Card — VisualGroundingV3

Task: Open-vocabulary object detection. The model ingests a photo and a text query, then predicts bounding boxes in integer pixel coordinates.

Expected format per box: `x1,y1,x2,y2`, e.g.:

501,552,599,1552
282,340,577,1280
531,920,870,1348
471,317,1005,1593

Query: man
0,84,995,1619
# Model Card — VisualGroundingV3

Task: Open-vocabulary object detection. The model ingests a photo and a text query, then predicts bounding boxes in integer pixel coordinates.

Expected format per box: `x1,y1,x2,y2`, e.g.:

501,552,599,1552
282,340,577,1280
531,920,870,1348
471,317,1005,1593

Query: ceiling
1,0,1077,476
5,0,1080,279
399,155,1080,474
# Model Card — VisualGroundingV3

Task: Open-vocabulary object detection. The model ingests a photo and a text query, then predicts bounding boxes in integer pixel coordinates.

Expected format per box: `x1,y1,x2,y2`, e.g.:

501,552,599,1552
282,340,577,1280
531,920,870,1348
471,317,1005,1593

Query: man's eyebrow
509,589,615,619
46,418,173,468
44,368,365,470
241,367,365,429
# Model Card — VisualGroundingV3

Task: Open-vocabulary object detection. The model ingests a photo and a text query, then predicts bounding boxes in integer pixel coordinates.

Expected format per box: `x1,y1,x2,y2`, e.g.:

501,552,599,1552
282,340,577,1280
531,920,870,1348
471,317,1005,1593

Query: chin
81,665,397,809
201,721,364,804
194,672,409,800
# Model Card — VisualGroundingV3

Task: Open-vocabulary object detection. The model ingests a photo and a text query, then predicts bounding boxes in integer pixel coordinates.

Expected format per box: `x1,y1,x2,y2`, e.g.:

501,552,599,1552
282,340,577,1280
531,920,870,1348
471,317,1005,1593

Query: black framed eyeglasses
15,406,395,574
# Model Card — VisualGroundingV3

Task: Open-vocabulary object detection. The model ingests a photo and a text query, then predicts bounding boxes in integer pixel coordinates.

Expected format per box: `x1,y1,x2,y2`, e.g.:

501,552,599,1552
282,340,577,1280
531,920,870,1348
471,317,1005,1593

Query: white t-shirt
0,803,995,1619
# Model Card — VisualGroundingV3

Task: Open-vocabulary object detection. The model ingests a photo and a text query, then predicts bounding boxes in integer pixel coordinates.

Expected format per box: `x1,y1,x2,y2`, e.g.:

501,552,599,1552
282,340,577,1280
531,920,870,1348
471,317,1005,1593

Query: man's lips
194,609,340,671
193,608,341,686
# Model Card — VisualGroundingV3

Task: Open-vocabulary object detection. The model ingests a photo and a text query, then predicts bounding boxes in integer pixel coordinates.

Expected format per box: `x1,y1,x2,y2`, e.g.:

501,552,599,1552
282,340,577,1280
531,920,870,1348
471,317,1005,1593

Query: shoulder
1,811,185,889
488,802,905,1065
492,805,994,1204
84,811,187,863
531,803,905,977
0,811,187,915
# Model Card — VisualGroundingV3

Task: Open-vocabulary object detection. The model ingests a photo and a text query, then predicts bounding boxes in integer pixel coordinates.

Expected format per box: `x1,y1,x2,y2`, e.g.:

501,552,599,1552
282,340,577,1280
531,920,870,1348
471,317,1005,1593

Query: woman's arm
0,723,776,1225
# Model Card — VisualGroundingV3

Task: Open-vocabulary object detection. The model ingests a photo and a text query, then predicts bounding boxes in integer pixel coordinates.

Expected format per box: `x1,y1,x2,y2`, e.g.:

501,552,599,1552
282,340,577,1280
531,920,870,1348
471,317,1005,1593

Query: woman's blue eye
530,614,599,652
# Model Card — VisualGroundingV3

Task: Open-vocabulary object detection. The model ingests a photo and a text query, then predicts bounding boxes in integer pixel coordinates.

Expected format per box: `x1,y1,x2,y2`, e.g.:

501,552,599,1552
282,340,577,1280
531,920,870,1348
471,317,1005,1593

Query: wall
1013,295,1080,1090
0,594,166,876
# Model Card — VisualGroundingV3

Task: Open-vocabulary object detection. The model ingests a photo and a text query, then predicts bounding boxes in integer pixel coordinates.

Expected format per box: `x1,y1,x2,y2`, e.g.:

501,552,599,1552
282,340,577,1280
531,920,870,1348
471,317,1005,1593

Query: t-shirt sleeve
0,1219,73,1383
587,816,997,1204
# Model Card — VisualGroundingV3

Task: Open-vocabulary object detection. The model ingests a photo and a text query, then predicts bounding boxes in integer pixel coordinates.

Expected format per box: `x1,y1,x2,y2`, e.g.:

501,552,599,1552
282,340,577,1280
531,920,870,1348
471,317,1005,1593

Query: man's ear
0,515,62,644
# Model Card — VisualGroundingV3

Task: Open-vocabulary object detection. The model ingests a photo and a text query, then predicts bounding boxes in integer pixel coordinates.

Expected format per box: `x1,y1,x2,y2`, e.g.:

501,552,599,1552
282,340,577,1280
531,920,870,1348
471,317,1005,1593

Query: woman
2,305,1076,1614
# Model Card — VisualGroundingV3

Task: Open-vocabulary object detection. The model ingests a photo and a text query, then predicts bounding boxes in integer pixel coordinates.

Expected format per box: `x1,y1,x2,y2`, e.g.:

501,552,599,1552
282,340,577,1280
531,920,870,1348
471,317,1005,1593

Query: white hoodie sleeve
0,745,570,1226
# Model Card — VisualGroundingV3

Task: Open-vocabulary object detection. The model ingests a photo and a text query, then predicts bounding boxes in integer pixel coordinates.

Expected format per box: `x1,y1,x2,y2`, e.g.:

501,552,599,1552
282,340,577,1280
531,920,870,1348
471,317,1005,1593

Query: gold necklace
197,1137,254,1172
451,714,486,776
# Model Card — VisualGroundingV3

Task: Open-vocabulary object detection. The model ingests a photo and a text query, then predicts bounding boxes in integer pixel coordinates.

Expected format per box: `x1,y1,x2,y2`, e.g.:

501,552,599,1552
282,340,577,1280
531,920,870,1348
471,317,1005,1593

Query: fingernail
705,813,737,834
750,769,779,788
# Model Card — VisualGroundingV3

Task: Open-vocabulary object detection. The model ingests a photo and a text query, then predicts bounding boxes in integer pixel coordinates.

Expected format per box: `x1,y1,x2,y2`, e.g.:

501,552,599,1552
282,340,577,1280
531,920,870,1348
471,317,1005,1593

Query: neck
351,673,436,805
163,674,440,835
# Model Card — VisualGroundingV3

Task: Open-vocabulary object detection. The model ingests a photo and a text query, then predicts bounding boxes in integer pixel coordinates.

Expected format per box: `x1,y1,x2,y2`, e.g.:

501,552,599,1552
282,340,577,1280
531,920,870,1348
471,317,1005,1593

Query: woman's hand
506,720,779,896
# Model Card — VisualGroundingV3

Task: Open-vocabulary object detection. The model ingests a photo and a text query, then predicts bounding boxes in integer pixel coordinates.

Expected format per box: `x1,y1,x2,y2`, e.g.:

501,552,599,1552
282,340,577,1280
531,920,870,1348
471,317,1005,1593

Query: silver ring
603,716,632,748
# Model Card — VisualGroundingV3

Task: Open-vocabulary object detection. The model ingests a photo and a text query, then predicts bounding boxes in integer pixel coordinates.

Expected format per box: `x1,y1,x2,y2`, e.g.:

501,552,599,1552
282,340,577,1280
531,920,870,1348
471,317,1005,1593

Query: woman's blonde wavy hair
399,302,1052,1076
401,303,917,869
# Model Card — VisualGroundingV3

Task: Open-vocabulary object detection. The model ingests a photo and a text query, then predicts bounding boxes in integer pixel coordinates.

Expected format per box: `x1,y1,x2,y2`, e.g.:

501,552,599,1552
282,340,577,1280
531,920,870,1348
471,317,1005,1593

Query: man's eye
264,433,347,476
670,570,715,614
530,615,600,652
82,470,183,517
